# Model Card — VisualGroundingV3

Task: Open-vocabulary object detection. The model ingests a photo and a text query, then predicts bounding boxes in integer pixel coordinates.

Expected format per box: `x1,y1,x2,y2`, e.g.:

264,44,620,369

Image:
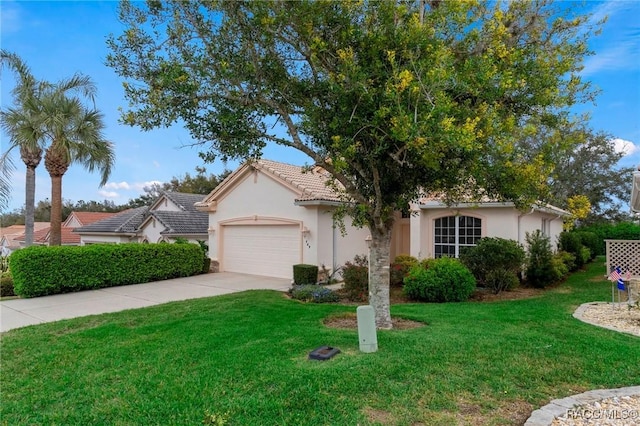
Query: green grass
1,259,638,425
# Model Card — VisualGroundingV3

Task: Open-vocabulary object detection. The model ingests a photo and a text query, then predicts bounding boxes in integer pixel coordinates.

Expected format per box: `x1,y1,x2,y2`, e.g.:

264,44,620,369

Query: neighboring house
74,192,208,245
1,223,49,255
196,159,569,280
13,212,116,247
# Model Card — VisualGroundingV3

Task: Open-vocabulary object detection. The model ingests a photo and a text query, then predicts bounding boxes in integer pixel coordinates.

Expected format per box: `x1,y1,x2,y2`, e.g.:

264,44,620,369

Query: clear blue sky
1,0,639,212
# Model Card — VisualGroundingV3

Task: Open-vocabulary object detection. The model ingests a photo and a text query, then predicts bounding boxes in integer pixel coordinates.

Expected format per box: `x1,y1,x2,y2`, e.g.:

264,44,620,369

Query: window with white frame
434,215,482,258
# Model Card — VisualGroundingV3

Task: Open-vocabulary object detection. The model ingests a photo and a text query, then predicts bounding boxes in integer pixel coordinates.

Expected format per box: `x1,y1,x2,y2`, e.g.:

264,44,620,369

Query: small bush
551,252,571,281
342,255,368,302
293,264,319,285
390,254,418,287
573,231,598,261
403,257,476,302
460,237,525,290
558,232,585,270
289,285,339,303
525,230,556,289
1,273,15,297
486,269,520,294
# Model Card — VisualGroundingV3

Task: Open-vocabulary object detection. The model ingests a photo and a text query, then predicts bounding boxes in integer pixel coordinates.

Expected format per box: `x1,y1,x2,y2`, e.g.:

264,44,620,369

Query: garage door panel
223,225,300,279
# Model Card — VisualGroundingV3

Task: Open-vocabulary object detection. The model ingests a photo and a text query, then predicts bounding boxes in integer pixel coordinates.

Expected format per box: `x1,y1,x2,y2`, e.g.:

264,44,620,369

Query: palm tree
41,90,114,246
0,50,47,246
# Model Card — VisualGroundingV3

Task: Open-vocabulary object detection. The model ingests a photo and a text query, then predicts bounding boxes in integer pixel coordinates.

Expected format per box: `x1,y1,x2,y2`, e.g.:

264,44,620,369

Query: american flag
609,267,622,282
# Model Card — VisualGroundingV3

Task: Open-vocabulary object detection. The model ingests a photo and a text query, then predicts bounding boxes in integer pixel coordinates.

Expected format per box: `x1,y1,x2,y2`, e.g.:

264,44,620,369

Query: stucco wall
207,169,368,273
413,205,564,259
80,235,133,245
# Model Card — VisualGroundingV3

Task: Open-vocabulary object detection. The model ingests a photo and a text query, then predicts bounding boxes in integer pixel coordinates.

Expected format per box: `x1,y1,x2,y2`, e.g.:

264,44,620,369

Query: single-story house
0,223,49,255
195,159,569,279
11,212,116,248
74,191,208,245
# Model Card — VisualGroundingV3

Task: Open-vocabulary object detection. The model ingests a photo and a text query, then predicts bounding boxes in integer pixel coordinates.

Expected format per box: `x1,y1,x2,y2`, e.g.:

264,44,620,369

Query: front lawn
1,260,638,425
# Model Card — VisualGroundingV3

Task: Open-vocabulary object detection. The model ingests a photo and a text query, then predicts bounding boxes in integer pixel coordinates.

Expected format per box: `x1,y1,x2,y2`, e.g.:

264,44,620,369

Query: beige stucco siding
207,169,369,277
412,206,564,259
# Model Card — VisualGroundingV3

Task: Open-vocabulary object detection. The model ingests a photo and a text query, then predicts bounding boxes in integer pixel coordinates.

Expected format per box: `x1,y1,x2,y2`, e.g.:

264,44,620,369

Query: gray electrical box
357,305,378,353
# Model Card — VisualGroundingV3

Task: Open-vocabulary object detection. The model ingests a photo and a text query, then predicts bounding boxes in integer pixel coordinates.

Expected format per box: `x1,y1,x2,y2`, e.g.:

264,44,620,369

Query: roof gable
149,191,207,213
74,207,149,234
196,159,344,210
64,211,117,227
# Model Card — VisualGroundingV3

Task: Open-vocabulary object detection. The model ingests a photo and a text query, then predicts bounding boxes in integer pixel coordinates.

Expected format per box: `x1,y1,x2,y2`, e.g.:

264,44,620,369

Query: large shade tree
107,0,599,328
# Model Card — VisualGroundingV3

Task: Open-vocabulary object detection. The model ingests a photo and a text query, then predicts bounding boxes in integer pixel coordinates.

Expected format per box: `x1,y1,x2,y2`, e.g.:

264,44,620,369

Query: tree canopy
107,0,600,328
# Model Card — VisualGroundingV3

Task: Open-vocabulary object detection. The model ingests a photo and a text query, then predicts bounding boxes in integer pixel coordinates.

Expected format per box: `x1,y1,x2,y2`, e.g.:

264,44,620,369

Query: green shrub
403,257,476,302
10,243,203,298
486,269,520,294
202,257,212,274
1,273,15,297
459,237,525,289
289,285,339,303
573,231,598,260
293,264,319,285
577,222,640,255
551,251,571,282
390,254,418,287
342,255,368,302
557,231,592,270
525,230,556,288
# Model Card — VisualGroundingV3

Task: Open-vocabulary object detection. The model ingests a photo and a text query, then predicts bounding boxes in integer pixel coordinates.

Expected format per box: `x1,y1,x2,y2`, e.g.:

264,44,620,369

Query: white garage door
222,225,301,279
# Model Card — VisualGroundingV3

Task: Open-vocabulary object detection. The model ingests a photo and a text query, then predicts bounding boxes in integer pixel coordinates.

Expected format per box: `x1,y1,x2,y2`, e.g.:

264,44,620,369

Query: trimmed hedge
10,243,204,298
293,264,318,285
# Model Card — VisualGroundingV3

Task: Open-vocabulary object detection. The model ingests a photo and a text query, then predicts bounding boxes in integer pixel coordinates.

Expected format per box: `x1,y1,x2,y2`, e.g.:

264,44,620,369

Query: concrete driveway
0,272,291,333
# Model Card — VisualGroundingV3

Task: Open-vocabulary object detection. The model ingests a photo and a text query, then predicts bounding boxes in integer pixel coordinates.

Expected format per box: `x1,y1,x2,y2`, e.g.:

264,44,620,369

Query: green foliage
551,251,572,281
557,231,585,270
573,231,599,261
403,258,476,303
293,264,319,285
342,255,368,302
390,254,418,287
459,237,525,290
9,244,203,298
0,272,15,297
525,230,557,289
485,269,520,295
288,285,339,303
576,222,640,255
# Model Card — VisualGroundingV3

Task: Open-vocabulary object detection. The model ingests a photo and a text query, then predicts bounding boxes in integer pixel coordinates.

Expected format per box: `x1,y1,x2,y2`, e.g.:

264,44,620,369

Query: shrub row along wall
10,243,204,298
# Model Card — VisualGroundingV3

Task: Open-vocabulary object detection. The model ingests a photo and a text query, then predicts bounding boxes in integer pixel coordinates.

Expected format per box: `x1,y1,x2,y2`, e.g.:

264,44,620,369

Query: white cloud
132,180,163,191
104,181,131,190
611,138,639,156
581,41,637,76
98,190,120,199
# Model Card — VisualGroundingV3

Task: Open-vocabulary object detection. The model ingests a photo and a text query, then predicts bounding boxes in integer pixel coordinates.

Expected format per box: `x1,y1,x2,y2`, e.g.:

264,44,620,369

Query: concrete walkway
0,272,291,333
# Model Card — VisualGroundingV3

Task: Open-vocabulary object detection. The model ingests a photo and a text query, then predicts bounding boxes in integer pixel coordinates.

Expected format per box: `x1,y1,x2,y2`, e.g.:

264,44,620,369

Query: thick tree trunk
23,165,37,247
49,174,63,246
368,225,393,329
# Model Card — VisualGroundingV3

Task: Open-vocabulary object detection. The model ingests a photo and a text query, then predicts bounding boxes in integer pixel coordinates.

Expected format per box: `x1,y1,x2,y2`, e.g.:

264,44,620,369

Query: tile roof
252,159,345,202
70,211,117,226
74,207,149,234
161,192,206,212
151,210,209,235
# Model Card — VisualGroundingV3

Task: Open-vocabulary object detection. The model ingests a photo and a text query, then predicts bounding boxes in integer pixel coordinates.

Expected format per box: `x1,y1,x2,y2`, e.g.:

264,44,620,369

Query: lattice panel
606,240,640,279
